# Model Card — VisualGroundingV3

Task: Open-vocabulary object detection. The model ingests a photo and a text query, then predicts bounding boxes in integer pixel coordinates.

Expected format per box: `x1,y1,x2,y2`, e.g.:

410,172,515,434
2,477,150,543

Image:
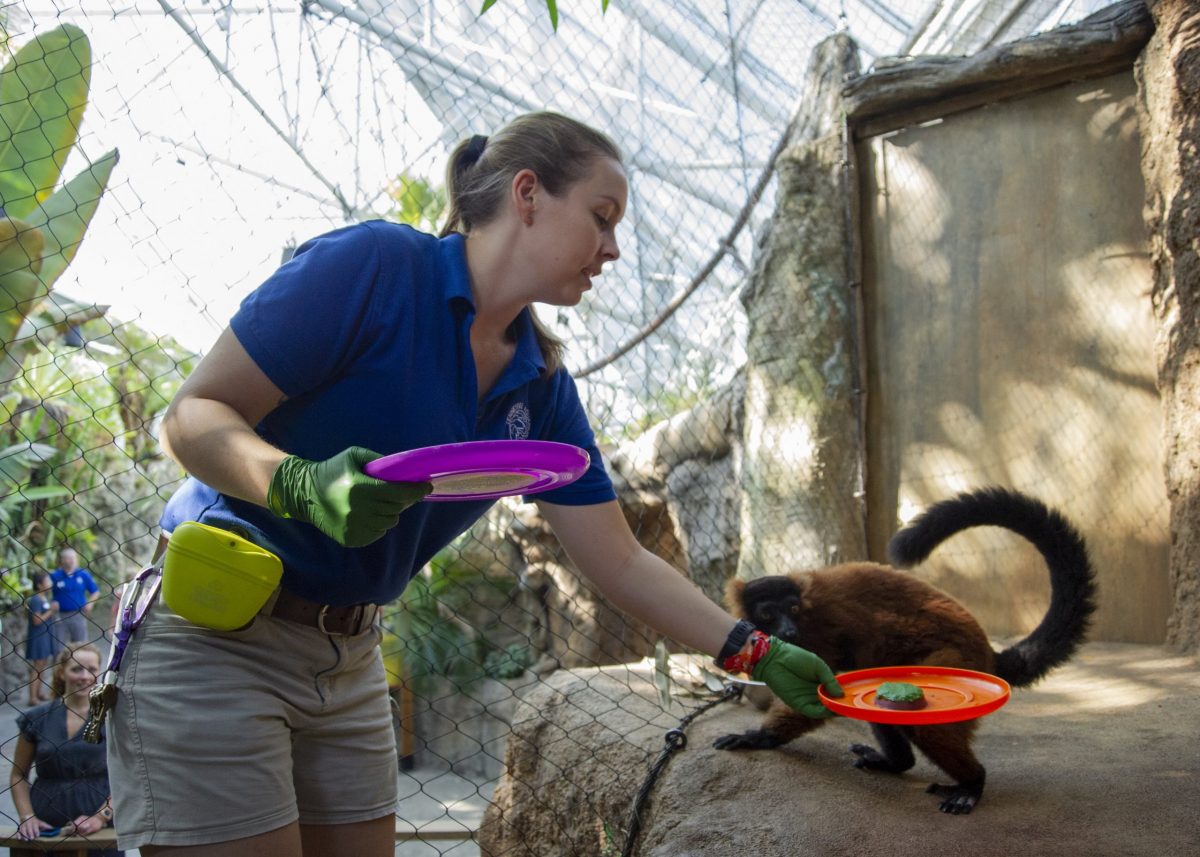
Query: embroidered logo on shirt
506,403,531,440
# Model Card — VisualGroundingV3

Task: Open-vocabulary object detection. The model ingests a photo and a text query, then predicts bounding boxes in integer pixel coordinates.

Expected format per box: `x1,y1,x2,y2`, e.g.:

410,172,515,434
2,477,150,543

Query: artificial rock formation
736,34,869,581
479,645,1200,856
1138,0,1200,653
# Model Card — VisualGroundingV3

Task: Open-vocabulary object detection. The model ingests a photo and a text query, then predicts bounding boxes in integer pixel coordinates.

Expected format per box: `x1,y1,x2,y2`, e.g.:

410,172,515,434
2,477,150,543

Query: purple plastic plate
364,440,590,502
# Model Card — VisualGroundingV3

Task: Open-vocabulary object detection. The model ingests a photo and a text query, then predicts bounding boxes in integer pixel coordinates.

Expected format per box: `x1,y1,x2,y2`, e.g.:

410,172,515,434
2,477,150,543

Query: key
83,675,118,744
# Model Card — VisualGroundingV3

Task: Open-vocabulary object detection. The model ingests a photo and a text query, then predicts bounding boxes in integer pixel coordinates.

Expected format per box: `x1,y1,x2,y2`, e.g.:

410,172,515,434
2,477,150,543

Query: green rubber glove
751,636,844,719
267,446,431,548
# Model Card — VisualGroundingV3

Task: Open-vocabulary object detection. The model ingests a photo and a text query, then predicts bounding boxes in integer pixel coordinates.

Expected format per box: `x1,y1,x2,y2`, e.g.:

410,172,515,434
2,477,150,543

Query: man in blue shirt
49,547,100,645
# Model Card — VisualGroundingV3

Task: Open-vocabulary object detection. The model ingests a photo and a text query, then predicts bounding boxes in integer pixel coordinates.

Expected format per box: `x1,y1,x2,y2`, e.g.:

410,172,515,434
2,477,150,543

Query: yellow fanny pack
161,522,283,631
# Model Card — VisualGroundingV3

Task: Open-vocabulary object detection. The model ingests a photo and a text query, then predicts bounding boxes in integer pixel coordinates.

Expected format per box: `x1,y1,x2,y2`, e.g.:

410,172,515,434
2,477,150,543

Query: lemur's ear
795,574,814,612
724,578,747,612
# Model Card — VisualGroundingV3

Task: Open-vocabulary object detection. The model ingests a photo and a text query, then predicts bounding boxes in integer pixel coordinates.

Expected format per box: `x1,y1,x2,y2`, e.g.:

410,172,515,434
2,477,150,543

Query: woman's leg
112,608,396,853
138,816,396,857
300,817,395,857
138,816,396,856
110,611,303,851
290,627,398,852
27,657,46,703
37,656,52,700
140,822,301,857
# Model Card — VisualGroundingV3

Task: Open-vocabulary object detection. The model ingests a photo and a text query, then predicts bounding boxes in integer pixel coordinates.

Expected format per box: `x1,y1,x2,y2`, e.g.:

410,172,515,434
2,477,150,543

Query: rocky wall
1139,0,1200,653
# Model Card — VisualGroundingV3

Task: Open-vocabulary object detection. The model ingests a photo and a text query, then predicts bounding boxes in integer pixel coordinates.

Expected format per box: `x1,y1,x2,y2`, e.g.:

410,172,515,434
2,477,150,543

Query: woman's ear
512,168,538,226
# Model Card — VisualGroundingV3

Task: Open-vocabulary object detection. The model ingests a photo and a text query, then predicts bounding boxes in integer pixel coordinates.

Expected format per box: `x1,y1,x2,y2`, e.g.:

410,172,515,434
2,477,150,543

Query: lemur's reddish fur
715,487,1096,814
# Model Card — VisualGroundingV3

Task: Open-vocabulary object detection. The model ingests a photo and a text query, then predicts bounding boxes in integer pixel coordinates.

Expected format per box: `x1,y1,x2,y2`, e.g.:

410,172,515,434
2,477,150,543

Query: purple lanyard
103,564,162,677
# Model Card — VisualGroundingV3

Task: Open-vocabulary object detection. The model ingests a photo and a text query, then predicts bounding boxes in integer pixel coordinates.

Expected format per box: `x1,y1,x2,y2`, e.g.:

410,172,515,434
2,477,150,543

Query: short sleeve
230,224,384,398
529,370,616,506
83,573,99,594
16,708,39,743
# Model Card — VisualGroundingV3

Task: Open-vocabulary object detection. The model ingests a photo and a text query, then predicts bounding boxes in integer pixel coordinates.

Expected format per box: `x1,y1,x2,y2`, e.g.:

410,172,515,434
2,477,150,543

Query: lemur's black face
738,576,804,642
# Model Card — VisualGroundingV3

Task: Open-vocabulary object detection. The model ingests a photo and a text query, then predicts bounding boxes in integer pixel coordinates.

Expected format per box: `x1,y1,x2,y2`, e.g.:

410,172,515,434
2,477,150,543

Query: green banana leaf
20,290,109,333
1,290,109,385
0,441,60,483
0,266,41,345
0,149,118,386
0,216,44,366
0,24,91,218
0,441,72,532
21,147,119,292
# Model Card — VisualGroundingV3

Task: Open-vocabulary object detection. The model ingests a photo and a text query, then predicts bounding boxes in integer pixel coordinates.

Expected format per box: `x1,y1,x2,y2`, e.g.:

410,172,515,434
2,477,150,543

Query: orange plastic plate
818,666,1011,725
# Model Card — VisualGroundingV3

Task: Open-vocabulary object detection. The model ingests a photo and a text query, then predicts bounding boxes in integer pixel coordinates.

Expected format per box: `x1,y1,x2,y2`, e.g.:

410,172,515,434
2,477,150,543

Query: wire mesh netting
0,1,1151,854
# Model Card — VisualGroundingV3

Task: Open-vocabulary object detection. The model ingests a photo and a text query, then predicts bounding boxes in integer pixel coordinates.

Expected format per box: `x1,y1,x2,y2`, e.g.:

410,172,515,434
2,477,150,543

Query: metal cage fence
0,1,1129,855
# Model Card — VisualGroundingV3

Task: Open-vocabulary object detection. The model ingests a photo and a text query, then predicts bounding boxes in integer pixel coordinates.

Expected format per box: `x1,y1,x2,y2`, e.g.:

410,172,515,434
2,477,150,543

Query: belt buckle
317,603,378,636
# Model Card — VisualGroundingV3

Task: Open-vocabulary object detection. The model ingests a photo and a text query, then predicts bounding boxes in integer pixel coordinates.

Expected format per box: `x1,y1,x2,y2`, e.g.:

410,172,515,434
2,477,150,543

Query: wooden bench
394,816,477,842
0,826,118,855
1,819,474,852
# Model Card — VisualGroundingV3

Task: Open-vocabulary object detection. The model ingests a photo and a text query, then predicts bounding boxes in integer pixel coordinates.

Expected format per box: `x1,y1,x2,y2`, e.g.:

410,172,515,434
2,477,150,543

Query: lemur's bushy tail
887,486,1097,687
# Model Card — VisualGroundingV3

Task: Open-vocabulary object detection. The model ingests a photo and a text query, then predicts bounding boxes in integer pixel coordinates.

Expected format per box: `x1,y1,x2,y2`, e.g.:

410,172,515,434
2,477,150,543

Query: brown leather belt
269,589,379,636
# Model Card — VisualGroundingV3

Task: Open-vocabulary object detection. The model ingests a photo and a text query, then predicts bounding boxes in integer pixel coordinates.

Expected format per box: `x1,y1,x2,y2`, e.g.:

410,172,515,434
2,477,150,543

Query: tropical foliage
0,318,196,593
0,23,119,387
479,0,611,32
382,541,525,693
0,21,143,606
384,173,445,233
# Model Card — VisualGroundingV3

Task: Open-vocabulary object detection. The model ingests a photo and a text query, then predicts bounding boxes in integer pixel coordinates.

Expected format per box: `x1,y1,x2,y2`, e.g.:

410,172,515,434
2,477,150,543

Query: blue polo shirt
51,568,99,612
160,221,615,606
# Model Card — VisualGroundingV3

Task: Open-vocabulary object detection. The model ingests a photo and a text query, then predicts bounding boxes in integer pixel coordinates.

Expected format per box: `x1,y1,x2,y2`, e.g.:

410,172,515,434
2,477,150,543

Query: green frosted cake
875,681,927,711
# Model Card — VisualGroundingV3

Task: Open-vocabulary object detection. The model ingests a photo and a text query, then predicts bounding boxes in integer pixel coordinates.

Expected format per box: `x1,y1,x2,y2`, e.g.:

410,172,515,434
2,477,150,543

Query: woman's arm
161,326,430,546
10,735,48,839
538,499,843,717
68,796,112,836
30,600,56,625
159,326,289,507
536,499,737,657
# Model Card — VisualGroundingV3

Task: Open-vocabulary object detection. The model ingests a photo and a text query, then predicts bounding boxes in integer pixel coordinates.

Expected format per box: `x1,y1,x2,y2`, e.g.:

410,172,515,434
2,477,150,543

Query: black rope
621,683,743,857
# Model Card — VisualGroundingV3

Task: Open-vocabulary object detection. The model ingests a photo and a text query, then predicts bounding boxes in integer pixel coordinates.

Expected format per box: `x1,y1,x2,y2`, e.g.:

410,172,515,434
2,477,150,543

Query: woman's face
35,575,51,593
526,157,628,306
61,650,100,697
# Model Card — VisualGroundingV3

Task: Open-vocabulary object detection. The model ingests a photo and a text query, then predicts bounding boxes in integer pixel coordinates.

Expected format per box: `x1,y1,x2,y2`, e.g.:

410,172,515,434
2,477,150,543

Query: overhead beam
844,0,1153,139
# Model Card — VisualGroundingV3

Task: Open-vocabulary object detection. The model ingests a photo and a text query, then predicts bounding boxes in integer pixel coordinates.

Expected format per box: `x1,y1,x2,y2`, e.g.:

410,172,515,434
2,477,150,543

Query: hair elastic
464,134,488,165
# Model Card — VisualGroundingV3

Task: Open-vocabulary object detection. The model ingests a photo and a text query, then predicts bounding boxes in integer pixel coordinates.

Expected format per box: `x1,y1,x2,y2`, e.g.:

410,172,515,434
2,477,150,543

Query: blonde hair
440,112,624,374
50,643,101,698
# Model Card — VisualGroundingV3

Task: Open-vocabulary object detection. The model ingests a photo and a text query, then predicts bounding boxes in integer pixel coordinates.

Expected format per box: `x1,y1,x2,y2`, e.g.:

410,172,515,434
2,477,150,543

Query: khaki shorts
108,596,397,850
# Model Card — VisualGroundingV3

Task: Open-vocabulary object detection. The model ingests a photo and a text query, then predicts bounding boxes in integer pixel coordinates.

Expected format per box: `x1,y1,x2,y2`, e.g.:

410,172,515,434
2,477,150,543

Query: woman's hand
68,809,108,835
748,635,844,719
17,814,53,840
267,447,431,547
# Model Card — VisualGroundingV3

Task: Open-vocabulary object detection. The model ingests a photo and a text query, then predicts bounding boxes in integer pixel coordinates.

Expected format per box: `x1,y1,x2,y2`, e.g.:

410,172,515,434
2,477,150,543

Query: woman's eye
594,213,609,228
